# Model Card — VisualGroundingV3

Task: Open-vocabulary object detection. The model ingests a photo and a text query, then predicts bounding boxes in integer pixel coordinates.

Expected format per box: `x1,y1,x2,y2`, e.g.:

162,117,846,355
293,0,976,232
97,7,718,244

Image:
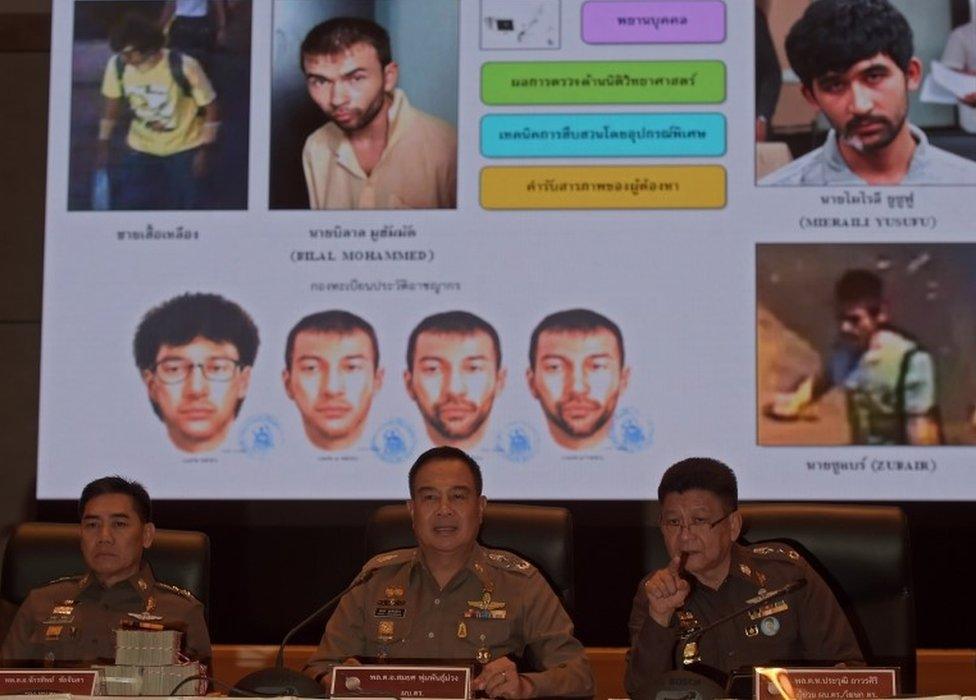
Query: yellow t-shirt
101,49,216,156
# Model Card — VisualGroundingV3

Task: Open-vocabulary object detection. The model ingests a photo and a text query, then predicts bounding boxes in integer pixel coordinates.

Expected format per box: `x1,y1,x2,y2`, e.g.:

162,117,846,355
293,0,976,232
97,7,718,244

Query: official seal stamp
371,419,416,463
610,408,653,453
494,421,538,463
238,414,283,456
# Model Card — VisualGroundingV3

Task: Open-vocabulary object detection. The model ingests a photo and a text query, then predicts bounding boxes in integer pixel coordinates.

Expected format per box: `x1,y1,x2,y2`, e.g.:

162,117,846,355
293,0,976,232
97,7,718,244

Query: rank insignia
137,579,148,591
760,616,781,636
464,590,508,619
748,600,789,621
739,564,752,576
385,587,404,598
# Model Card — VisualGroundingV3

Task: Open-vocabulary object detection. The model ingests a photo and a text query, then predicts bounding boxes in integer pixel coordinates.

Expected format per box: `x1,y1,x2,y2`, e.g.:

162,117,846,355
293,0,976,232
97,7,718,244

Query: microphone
232,569,377,697
679,579,808,664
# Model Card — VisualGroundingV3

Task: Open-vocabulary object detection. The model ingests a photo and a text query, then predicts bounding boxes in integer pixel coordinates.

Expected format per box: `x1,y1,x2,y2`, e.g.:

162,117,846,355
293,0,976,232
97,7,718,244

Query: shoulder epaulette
156,582,199,602
751,543,802,562
361,548,415,573
42,574,83,587
483,549,534,575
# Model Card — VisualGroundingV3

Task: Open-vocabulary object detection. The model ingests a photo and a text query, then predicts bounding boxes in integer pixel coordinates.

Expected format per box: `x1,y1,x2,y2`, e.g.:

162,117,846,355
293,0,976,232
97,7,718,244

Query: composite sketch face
284,329,383,450
528,328,629,449
143,336,250,452
405,330,505,448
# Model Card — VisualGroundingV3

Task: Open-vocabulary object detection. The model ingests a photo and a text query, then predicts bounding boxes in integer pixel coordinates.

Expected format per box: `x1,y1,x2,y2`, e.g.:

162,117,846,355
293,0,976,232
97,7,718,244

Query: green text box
482,61,725,105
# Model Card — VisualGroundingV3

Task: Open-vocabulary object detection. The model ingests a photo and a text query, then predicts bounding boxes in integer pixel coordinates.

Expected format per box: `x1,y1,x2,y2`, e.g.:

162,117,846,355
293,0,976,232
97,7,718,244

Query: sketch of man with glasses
133,292,259,453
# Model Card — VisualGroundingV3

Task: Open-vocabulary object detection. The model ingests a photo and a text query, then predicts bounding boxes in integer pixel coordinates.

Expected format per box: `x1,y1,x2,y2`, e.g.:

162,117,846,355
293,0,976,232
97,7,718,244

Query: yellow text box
480,166,725,209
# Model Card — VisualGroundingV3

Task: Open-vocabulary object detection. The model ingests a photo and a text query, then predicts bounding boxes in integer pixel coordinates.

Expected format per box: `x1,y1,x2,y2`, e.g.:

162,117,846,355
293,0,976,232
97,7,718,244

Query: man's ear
477,495,487,525
383,61,399,94
905,56,922,91
142,522,156,549
525,367,540,400
282,368,295,400
729,510,743,543
800,84,821,110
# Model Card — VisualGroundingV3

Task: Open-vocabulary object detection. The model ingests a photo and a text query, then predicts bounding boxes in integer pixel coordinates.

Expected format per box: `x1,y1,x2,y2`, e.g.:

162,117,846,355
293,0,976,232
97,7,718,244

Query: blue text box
481,113,726,158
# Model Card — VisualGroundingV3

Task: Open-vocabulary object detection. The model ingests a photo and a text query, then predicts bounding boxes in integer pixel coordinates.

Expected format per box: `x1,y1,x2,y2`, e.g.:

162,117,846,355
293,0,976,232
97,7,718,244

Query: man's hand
472,657,533,698
644,554,691,628
192,148,210,178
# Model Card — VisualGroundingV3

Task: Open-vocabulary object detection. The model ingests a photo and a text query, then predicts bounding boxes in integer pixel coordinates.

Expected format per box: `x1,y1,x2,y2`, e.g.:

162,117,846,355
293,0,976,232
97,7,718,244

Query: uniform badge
137,579,149,591
45,625,64,640
739,564,752,576
127,611,164,622
377,620,395,641
373,607,406,618
385,587,404,598
760,616,781,637
43,600,76,625
466,591,506,619
749,600,789,621
457,622,467,639
681,640,699,666
476,634,492,664
745,624,759,637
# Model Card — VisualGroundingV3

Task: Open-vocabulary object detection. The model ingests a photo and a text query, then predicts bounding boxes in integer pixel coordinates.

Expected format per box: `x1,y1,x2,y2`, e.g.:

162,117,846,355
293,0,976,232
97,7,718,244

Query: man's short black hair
109,13,166,54
835,269,884,315
79,476,152,524
301,17,392,69
658,457,738,512
785,0,914,90
406,311,501,371
133,293,259,419
408,446,484,498
284,310,379,370
528,308,625,368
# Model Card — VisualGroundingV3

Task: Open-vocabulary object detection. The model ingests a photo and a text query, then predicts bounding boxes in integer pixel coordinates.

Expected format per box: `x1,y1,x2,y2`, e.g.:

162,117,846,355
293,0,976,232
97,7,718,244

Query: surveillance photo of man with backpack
69,3,250,211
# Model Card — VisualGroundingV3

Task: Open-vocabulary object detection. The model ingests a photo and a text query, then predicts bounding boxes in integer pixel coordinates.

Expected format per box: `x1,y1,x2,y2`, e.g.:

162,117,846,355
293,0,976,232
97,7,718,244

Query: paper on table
932,60,976,98
921,74,960,104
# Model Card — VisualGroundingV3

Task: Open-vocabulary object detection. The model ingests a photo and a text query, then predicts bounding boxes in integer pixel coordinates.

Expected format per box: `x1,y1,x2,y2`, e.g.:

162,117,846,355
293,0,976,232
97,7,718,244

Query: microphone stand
232,570,377,697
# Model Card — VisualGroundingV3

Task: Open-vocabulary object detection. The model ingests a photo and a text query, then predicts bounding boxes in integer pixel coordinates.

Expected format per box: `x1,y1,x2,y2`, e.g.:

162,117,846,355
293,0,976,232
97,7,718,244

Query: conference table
209,645,976,699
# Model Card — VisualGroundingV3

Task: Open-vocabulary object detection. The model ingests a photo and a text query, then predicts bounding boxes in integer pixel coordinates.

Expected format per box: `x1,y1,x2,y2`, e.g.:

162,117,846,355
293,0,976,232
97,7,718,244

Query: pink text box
582,1,726,44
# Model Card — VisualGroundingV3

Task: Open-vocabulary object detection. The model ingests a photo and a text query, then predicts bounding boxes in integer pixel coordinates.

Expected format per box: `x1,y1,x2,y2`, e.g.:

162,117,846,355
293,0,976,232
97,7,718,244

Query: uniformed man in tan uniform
305,446,593,698
1,477,211,667
625,458,863,698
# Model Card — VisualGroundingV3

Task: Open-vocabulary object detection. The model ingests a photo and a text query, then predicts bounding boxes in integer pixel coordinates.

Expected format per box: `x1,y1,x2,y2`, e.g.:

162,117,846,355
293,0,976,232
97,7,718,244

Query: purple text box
582,1,726,44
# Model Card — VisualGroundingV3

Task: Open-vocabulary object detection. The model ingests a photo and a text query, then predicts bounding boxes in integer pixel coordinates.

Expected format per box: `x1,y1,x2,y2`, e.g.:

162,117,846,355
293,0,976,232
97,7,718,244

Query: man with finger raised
625,458,863,697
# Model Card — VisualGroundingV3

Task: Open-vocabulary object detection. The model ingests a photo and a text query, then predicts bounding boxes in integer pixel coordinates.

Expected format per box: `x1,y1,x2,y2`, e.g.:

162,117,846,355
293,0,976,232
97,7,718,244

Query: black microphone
680,578,807,647
232,569,377,697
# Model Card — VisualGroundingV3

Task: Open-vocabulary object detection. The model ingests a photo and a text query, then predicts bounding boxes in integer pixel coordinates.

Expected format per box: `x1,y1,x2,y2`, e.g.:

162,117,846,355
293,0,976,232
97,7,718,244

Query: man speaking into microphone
303,446,593,698
625,458,863,697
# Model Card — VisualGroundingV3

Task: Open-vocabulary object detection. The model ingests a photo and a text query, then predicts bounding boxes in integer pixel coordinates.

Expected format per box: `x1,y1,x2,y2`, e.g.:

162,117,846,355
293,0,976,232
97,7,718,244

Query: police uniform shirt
1,562,211,667
625,543,863,698
304,544,594,698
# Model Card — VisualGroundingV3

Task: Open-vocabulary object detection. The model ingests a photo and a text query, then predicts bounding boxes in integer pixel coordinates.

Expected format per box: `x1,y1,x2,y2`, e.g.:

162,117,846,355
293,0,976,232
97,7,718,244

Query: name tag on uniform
748,599,789,620
374,607,406,618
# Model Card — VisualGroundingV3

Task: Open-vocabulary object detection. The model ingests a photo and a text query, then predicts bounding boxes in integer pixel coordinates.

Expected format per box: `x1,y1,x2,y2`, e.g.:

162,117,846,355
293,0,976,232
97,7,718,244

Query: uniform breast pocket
460,618,516,661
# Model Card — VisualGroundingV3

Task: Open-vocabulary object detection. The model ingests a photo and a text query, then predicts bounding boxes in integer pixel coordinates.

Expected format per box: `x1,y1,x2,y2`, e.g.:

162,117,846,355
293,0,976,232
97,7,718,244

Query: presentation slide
37,0,976,500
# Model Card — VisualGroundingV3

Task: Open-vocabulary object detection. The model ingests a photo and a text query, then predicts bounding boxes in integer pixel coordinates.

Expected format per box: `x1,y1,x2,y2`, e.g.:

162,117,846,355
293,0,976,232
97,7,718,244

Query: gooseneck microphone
680,578,808,647
232,569,377,697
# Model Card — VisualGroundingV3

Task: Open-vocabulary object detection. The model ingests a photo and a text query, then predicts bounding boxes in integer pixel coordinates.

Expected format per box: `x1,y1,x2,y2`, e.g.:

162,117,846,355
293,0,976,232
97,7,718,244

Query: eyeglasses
153,358,241,384
660,511,733,536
